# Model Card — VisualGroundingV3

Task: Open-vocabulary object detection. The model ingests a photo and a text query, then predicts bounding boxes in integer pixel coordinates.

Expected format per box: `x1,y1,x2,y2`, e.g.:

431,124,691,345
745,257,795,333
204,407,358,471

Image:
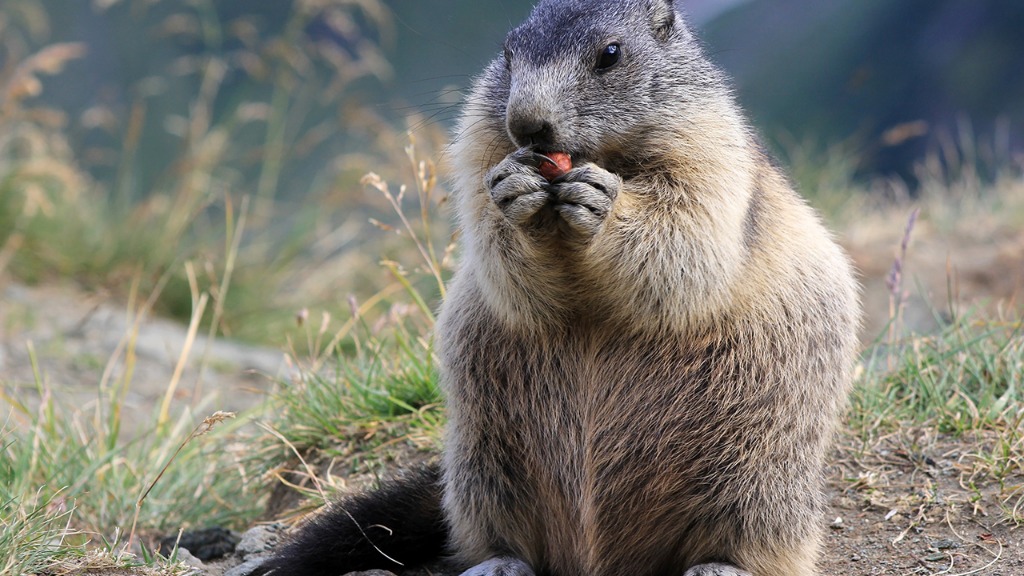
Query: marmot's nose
507,112,556,148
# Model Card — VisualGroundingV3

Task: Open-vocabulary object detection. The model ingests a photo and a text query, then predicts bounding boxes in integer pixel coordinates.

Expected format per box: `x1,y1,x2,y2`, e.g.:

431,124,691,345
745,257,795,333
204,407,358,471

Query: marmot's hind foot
683,563,753,576
459,557,535,576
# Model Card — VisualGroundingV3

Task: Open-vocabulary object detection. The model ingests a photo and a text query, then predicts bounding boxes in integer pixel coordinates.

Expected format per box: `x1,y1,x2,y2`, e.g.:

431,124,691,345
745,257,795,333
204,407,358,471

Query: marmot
258,1,860,575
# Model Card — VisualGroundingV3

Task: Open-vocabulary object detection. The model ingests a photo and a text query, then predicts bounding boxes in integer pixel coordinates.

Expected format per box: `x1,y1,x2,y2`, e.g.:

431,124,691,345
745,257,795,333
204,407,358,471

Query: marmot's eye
596,43,621,71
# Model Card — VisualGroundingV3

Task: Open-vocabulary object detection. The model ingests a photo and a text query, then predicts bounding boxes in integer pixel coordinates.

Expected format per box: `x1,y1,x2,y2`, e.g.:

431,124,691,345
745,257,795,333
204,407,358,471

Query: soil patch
822,431,1024,575
0,280,287,435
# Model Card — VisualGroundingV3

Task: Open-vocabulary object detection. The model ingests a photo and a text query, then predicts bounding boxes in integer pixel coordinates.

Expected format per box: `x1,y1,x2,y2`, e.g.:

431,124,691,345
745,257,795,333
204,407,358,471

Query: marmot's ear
649,0,676,41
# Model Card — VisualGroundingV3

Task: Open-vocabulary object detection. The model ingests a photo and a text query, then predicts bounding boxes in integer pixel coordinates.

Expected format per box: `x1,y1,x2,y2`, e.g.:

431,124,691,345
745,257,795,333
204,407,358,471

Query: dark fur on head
488,0,725,178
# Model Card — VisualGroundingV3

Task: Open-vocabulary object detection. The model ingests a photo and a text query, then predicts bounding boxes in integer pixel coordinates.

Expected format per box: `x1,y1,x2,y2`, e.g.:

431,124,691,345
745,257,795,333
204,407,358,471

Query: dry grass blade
1,43,86,113
158,262,209,427
126,411,236,550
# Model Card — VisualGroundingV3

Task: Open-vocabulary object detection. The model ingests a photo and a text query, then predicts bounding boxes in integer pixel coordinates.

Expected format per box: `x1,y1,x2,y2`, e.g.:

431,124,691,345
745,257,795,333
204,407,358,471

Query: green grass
248,321,444,508
270,309,443,448
0,433,75,575
852,314,1024,435
1,364,258,569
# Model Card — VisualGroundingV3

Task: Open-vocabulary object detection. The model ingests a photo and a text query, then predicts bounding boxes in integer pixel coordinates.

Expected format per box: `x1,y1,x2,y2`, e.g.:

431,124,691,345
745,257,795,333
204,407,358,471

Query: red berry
538,152,572,181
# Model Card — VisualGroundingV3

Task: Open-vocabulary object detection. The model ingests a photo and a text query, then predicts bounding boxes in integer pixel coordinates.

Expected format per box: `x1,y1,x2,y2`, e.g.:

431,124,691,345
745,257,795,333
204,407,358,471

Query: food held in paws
538,152,572,181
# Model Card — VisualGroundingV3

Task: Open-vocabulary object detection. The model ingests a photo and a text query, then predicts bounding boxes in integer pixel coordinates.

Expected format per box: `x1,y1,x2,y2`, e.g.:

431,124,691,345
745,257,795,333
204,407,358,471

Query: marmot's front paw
486,149,549,226
549,163,621,238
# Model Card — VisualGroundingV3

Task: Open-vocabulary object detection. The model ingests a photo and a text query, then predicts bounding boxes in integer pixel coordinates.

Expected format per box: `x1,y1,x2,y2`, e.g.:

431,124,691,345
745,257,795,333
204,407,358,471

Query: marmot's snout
508,111,555,148
506,81,565,149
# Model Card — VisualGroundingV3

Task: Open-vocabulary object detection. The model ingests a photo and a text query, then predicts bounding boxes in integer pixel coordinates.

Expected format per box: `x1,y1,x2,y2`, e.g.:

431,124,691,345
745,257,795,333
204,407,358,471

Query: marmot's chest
466,326,723,459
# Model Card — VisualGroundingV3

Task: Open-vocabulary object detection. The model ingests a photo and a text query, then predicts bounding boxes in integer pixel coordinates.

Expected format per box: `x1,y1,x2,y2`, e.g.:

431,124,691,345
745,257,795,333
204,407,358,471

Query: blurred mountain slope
702,0,1024,178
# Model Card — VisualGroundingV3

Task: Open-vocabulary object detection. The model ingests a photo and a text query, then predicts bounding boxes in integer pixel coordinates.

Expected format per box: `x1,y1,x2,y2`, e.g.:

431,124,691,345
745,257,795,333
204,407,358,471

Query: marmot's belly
448,328,828,574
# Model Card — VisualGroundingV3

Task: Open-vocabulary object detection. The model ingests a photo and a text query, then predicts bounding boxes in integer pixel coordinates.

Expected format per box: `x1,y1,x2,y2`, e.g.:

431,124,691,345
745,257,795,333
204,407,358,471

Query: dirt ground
0,281,287,436
822,431,1024,575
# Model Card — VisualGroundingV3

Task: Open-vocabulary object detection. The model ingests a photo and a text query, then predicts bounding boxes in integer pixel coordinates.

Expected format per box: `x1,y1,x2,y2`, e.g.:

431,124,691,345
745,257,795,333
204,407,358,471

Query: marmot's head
475,0,727,170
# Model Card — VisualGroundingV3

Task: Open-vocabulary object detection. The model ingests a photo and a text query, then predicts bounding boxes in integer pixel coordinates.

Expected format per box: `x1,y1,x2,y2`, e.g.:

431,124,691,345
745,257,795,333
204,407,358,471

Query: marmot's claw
510,147,544,168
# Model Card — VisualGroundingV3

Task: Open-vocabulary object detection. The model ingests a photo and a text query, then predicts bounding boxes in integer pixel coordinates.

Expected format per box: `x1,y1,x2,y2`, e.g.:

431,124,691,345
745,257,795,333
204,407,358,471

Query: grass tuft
853,313,1024,435
0,470,75,575
247,147,450,507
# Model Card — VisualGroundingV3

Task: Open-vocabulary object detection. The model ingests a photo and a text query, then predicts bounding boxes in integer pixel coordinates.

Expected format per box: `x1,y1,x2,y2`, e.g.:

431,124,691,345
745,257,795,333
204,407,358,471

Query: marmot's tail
256,464,447,576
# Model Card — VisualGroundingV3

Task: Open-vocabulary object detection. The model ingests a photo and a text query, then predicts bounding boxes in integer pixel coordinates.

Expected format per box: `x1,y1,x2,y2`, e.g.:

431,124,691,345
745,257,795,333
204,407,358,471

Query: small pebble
932,538,960,550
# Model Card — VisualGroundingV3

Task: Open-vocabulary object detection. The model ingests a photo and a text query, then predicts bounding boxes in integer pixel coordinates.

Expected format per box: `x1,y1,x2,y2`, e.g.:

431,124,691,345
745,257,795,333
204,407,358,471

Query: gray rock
174,547,206,569
223,557,269,576
235,523,286,559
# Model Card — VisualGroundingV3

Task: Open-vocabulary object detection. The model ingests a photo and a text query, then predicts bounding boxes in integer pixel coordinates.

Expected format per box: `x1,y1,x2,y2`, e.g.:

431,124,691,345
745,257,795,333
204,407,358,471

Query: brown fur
434,1,860,575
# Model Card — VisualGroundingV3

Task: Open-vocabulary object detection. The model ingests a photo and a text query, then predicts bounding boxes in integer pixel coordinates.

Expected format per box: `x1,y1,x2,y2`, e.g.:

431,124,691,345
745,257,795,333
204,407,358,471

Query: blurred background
2,0,1023,344
387,0,1024,185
